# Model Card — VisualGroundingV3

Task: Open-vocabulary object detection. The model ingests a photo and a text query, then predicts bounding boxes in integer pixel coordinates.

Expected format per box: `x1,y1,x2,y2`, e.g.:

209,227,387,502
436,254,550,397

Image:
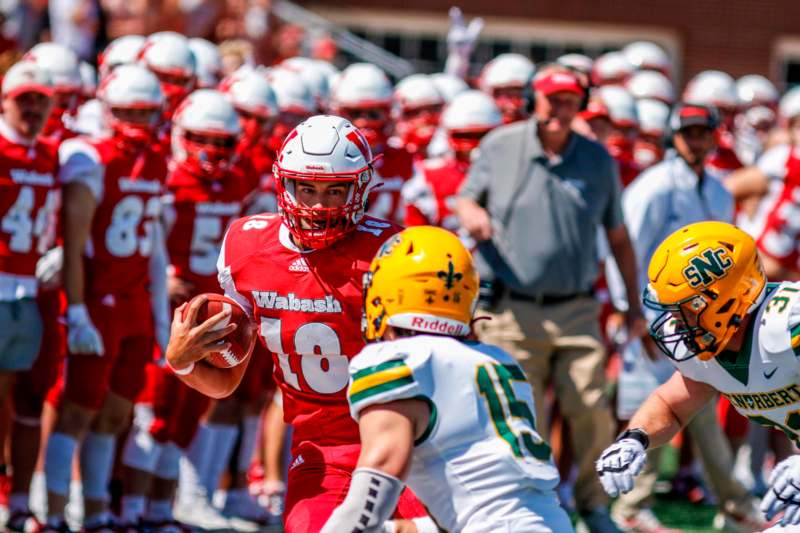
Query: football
183,293,257,368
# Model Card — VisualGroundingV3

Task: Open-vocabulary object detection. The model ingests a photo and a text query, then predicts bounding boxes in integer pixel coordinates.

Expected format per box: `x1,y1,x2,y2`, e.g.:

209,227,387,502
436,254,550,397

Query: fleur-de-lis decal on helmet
437,257,463,290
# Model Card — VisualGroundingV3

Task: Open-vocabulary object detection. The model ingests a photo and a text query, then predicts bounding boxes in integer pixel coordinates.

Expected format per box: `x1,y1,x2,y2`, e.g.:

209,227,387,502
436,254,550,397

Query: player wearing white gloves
596,221,800,531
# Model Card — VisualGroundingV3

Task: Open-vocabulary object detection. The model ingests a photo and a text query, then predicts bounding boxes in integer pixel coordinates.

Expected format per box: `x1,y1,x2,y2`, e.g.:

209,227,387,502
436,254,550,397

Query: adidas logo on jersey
288,258,310,272
251,290,342,313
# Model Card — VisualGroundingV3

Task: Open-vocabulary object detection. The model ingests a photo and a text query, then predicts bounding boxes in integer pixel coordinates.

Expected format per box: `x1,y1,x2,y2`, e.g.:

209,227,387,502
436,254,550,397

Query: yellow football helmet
362,226,480,342
645,221,766,361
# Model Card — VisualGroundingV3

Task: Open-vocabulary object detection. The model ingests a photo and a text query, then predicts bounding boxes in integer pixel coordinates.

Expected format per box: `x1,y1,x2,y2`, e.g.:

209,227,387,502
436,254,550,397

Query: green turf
652,498,719,532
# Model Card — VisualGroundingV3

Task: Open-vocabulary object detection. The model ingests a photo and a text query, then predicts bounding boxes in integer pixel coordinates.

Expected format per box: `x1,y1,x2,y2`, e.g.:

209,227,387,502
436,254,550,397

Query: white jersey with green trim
347,335,562,532
673,281,800,446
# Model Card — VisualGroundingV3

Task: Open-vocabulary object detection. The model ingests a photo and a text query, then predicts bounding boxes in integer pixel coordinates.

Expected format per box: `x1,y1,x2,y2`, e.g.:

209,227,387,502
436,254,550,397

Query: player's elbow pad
320,467,404,533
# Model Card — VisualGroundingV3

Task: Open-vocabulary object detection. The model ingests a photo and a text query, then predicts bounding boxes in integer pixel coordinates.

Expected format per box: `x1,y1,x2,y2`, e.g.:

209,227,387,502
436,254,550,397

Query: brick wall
306,0,799,84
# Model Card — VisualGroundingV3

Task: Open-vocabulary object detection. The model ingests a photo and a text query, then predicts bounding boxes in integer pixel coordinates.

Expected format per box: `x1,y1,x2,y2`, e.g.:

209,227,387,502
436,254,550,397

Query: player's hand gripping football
165,294,237,373
595,438,647,497
66,303,105,356
761,455,800,525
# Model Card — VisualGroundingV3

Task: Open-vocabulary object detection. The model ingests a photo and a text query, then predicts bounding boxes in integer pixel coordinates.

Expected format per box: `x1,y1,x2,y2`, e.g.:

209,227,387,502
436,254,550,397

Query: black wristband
618,428,650,450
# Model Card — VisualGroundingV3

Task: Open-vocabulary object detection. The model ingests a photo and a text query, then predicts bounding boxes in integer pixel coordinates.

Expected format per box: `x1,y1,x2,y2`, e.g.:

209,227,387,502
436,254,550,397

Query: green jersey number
476,363,551,461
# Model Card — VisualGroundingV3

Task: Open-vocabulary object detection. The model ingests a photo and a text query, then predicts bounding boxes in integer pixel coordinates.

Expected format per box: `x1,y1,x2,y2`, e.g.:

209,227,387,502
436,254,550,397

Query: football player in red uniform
24,42,82,142
118,89,252,532
43,64,169,533
220,70,280,214
479,53,536,125
330,64,416,225
265,68,315,159
0,60,59,531
403,90,501,232
166,115,434,532
393,74,444,159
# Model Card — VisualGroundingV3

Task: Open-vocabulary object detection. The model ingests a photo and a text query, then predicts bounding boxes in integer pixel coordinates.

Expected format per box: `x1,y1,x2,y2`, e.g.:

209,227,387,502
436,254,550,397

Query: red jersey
367,140,415,224
241,142,278,215
60,137,169,298
706,129,743,180
757,147,800,271
402,156,467,232
0,120,60,295
218,214,399,451
165,163,253,294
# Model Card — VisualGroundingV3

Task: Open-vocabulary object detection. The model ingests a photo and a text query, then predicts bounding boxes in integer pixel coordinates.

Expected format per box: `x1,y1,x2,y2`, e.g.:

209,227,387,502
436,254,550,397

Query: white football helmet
394,74,444,111
626,70,674,104
189,38,222,89
25,42,82,134
592,51,635,86
26,42,82,92
281,57,332,111
779,87,800,122
268,68,316,115
221,71,278,142
622,41,672,75
479,53,534,124
393,74,444,152
172,89,241,177
99,35,146,79
636,98,670,136
97,64,164,146
330,63,393,109
430,73,469,103
441,90,502,156
683,70,739,110
597,85,638,128
222,71,278,119
273,114,374,249
557,53,594,76
139,33,197,110
736,75,778,108
330,63,394,147
479,53,535,92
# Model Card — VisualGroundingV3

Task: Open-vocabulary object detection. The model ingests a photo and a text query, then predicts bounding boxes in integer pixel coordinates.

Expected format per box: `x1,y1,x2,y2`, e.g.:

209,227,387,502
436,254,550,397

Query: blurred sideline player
0,61,59,531
479,53,536,125
322,226,573,533
392,74,444,159
165,115,435,532
330,64,415,224
402,90,501,232
595,222,789,530
24,43,82,142
118,89,254,532
43,64,169,533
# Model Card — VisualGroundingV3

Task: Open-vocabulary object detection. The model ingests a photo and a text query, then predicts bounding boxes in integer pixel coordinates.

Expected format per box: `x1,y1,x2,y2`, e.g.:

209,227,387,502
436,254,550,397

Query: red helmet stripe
346,130,370,161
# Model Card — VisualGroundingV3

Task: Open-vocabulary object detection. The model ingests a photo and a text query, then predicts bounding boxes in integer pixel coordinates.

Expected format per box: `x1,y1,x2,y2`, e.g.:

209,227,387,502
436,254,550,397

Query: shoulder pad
348,338,433,420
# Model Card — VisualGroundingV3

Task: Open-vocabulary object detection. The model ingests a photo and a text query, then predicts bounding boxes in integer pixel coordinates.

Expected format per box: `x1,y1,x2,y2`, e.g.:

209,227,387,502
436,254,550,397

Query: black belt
508,290,592,305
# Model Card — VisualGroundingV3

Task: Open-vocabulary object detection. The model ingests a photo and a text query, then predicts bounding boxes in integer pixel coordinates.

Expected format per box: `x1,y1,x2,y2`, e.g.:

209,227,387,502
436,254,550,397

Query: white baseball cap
2,61,53,99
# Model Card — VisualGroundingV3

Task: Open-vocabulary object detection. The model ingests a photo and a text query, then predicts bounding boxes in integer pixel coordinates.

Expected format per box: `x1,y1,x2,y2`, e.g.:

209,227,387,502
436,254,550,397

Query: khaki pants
614,399,751,517
475,295,613,512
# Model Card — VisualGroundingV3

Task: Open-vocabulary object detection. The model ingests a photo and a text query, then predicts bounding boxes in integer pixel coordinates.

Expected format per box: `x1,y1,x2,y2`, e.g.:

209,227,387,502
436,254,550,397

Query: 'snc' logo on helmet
682,247,733,288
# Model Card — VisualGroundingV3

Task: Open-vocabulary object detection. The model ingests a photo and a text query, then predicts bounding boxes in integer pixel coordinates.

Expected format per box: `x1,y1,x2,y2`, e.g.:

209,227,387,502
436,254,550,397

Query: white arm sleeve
756,145,791,182
149,217,170,351
320,468,404,533
59,138,104,201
